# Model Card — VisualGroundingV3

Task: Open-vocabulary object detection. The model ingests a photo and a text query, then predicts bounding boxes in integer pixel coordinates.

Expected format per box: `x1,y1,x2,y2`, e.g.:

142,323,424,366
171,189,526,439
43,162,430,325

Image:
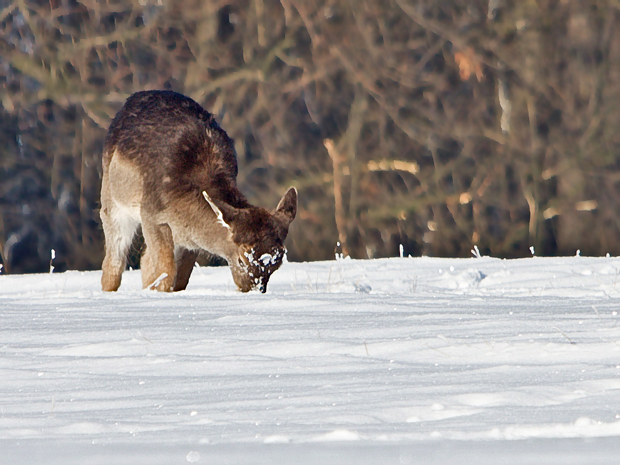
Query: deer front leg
141,221,176,292
173,248,198,291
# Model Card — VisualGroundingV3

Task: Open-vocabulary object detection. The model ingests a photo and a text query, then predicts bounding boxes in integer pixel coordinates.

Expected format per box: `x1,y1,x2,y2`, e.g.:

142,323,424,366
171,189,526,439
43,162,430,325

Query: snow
2,256,620,464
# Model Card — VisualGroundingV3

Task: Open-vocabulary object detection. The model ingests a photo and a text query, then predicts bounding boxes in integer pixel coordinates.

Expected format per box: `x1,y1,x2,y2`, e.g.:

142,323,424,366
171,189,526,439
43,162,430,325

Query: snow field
1,256,620,463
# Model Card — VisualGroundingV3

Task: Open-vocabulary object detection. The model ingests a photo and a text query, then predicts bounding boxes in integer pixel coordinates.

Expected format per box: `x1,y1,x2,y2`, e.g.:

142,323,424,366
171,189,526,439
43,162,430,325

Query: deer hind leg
173,248,198,291
141,220,176,292
100,203,139,291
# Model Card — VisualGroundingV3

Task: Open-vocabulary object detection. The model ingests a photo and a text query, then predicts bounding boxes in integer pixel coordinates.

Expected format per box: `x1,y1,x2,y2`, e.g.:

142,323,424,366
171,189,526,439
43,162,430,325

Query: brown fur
100,90,297,293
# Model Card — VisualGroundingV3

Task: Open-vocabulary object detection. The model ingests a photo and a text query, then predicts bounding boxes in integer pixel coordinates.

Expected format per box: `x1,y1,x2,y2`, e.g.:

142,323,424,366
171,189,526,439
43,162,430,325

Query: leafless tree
1,0,619,273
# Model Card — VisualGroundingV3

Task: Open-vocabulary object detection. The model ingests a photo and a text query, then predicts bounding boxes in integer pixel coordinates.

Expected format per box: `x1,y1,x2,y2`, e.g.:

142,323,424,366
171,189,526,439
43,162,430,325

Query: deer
100,90,297,293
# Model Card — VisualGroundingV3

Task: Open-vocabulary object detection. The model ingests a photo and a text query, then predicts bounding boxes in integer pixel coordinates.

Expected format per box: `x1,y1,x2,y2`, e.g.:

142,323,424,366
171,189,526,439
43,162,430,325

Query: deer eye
238,258,244,267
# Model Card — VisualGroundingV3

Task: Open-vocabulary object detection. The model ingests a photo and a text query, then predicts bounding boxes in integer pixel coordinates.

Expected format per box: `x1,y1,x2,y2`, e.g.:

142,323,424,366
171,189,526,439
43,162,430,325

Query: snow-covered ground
2,256,620,464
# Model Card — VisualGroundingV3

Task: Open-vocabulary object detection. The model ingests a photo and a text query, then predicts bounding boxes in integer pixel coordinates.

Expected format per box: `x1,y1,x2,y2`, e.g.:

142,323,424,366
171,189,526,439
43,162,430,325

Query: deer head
203,187,297,293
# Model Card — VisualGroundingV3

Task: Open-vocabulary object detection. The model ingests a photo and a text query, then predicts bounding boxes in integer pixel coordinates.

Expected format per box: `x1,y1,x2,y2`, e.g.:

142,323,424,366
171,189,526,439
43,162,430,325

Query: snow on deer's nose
258,252,278,267
242,247,285,293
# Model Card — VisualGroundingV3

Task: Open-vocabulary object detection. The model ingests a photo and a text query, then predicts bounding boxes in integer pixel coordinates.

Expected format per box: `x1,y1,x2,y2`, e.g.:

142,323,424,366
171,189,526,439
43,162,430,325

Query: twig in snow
425,343,452,357
49,249,55,274
471,245,482,258
553,326,576,345
327,265,333,291
136,331,154,344
148,273,168,290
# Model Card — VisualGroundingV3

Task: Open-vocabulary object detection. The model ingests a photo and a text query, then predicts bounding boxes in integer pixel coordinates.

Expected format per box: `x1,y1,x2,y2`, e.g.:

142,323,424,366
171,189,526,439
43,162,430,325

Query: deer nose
259,283,267,293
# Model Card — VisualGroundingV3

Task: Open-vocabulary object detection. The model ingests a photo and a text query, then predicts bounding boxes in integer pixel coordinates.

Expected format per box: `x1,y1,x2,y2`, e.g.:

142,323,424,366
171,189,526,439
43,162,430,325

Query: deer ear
203,191,234,230
275,187,297,226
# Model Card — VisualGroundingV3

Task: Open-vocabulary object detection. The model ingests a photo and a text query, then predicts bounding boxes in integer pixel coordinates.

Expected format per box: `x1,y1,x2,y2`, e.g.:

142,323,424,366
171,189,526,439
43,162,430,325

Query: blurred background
1,0,619,274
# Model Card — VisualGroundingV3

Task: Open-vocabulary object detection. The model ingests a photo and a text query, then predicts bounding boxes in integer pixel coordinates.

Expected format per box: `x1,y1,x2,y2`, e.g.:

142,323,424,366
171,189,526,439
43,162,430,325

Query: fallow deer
100,90,297,293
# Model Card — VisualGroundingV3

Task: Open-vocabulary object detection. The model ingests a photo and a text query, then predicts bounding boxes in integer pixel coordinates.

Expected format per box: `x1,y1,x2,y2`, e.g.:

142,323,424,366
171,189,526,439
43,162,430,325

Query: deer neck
164,194,238,260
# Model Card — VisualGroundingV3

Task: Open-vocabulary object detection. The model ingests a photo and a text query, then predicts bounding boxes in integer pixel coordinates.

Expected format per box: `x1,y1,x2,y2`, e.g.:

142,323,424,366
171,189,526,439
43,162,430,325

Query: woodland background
1,0,619,274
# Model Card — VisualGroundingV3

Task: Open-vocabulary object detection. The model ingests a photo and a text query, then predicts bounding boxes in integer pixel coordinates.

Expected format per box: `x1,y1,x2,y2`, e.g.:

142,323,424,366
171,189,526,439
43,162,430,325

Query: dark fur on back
103,90,250,210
